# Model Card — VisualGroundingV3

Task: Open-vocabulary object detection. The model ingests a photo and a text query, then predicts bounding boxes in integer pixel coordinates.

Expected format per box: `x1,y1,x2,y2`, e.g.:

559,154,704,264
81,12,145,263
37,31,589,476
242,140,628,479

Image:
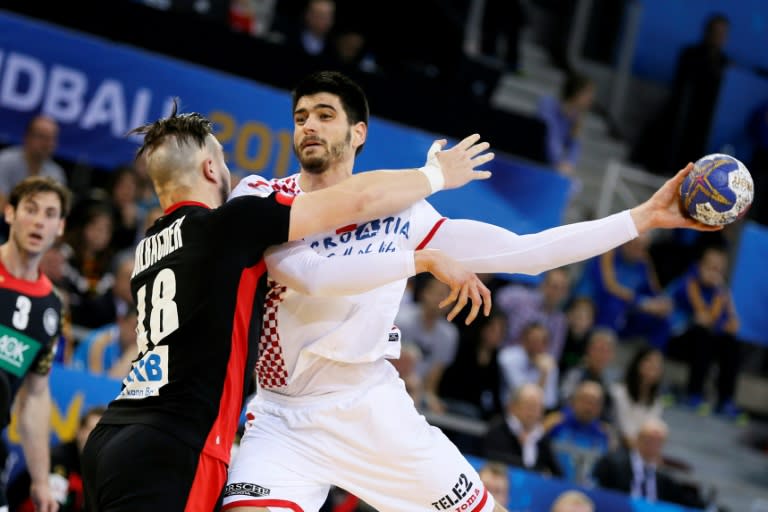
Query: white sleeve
406,199,445,250
229,174,275,199
425,210,639,275
265,242,416,296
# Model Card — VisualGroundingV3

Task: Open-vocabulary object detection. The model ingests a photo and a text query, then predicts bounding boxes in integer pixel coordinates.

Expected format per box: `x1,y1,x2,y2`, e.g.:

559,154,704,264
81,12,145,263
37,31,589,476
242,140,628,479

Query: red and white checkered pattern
257,279,289,388
255,176,302,389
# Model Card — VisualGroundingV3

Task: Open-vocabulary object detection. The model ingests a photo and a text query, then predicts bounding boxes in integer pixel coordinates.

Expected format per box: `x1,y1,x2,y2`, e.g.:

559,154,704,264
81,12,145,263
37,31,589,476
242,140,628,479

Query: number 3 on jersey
136,268,180,356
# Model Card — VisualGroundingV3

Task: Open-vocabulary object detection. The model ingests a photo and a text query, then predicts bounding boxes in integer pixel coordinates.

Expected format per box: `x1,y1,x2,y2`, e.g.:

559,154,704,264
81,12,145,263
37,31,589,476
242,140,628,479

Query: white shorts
223,366,495,512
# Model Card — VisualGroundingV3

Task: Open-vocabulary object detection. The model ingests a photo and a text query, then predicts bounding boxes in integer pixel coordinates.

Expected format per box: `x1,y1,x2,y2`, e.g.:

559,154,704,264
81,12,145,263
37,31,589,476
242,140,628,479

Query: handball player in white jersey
223,71,718,512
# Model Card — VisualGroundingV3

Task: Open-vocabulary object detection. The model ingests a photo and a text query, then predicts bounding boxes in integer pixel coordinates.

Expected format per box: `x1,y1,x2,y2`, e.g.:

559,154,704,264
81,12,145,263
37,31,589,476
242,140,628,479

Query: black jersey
99,193,292,463
0,262,60,428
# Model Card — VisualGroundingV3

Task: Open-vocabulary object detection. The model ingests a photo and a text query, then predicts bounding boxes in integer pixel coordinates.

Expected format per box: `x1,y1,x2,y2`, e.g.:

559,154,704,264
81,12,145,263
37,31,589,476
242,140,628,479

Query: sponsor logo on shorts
223,482,271,498
431,473,481,511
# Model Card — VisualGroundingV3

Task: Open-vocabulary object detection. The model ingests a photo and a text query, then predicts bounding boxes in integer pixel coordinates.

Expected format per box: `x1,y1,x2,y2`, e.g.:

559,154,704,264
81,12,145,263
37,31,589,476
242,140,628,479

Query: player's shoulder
231,174,301,200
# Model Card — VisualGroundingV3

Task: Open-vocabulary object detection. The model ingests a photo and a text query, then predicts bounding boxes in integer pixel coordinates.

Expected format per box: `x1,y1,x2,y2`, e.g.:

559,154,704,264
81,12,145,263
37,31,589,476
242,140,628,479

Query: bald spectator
499,322,559,409
593,419,705,507
544,381,612,485
496,268,570,358
479,462,510,508
482,383,562,476
550,490,594,512
0,115,66,211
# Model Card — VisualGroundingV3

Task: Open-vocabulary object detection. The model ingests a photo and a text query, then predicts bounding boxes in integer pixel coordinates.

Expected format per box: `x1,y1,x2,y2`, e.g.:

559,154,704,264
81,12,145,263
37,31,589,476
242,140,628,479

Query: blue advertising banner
466,455,702,512
731,222,768,346
0,10,570,238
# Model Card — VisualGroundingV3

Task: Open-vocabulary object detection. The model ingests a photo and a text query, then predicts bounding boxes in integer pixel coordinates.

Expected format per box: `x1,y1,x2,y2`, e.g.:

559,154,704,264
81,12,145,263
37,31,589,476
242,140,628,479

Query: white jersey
231,174,444,397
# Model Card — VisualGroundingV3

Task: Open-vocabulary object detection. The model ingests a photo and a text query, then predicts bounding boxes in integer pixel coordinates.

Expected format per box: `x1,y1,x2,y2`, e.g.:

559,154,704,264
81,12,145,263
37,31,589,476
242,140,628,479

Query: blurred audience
0,115,66,212
574,236,671,349
107,166,144,252
559,328,617,421
482,383,562,476
550,490,594,512
593,419,705,508
537,73,595,176
496,268,570,357
478,461,510,508
666,246,743,417
70,307,138,378
439,309,506,420
396,276,459,413
544,381,612,485
610,346,665,448
631,13,730,174
499,322,559,409
559,297,596,375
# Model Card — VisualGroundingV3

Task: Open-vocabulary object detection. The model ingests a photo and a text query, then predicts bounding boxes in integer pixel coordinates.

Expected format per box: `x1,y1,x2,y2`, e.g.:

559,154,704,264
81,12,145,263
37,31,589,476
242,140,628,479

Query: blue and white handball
679,153,754,226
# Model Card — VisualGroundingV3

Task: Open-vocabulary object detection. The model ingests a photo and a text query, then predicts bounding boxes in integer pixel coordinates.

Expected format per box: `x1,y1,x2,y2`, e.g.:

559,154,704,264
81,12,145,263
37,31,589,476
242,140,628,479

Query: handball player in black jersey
80,103,493,512
0,176,71,512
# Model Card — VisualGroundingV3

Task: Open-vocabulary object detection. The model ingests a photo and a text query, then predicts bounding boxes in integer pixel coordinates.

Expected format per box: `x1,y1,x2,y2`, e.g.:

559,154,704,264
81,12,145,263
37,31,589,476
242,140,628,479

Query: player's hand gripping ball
679,153,754,226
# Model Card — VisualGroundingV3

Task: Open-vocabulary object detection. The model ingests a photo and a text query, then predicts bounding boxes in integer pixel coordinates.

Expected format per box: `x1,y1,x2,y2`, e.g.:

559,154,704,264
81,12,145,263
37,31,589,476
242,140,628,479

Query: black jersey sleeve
216,193,292,255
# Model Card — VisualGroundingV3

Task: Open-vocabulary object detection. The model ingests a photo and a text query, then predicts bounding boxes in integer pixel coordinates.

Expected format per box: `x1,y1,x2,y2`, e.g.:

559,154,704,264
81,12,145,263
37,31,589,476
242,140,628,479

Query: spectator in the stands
439,309,506,420
0,115,66,212
483,383,562,476
496,268,570,357
499,322,559,409
283,0,336,59
560,328,617,421
479,462,510,508
593,419,706,508
72,250,134,329
666,246,743,418
537,73,595,176
396,275,459,413
544,381,612,485
610,345,665,448
390,342,424,409
574,236,671,349
559,297,596,374
64,203,115,323
550,490,594,512
71,306,138,378
228,0,276,37
108,166,143,252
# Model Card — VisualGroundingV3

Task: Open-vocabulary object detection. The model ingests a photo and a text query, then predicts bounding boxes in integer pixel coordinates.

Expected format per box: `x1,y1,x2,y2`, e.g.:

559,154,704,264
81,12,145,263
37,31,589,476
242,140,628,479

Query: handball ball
679,153,754,226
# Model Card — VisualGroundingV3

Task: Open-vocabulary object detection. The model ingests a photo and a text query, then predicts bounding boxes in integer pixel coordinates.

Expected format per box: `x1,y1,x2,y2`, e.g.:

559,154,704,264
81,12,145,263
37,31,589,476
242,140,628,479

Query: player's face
5,191,65,257
293,93,356,174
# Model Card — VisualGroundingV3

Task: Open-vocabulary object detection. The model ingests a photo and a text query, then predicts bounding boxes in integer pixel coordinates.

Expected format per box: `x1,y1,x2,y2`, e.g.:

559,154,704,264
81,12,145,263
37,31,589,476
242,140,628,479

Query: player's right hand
415,249,492,324
425,134,494,190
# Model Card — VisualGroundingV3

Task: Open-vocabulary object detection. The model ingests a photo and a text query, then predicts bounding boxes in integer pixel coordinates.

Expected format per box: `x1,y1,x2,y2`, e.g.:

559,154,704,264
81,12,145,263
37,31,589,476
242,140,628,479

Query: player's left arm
17,371,57,512
266,244,492,322
423,164,719,274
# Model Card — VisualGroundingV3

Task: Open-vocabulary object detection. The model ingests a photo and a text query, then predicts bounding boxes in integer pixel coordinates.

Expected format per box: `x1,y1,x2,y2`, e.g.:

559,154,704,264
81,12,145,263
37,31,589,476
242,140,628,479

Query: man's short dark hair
8,176,71,218
292,71,370,156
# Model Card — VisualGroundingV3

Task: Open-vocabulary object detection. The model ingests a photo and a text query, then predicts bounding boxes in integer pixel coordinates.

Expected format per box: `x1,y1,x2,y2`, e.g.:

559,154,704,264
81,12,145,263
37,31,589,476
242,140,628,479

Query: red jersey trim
164,201,211,215
336,224,357,234
415,217,447,250
200,259,267,464
0,260,53,297
275,192,295,206
183,452,227,512
222,499,304,511
471,487,490,512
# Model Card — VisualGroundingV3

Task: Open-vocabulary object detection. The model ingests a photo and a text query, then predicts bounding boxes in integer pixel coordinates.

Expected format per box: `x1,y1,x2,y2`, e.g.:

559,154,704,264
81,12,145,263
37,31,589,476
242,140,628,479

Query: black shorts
82,423,227,512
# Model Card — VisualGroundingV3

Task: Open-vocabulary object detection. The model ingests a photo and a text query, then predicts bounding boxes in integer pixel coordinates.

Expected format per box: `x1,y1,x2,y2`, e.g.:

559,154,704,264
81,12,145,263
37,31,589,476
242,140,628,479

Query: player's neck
0,241,41,281
298,164,352,192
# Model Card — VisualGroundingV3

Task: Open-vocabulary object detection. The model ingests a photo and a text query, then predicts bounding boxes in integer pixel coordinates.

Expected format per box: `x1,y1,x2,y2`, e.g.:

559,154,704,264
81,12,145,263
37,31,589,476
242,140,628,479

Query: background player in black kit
0,176,71,512
81,104,494,512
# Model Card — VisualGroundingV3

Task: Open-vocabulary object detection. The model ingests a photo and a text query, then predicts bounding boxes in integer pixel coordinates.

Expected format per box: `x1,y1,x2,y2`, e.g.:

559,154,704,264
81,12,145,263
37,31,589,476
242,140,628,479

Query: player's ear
202,159,217,184
351,122,367,150
56,218,65,238
3,204,14,225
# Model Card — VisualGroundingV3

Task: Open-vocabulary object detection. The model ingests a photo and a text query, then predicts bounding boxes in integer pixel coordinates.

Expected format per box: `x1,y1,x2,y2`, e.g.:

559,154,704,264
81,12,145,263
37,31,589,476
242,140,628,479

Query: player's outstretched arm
265,244,491,324
422,163,721,276
287,134,493,241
